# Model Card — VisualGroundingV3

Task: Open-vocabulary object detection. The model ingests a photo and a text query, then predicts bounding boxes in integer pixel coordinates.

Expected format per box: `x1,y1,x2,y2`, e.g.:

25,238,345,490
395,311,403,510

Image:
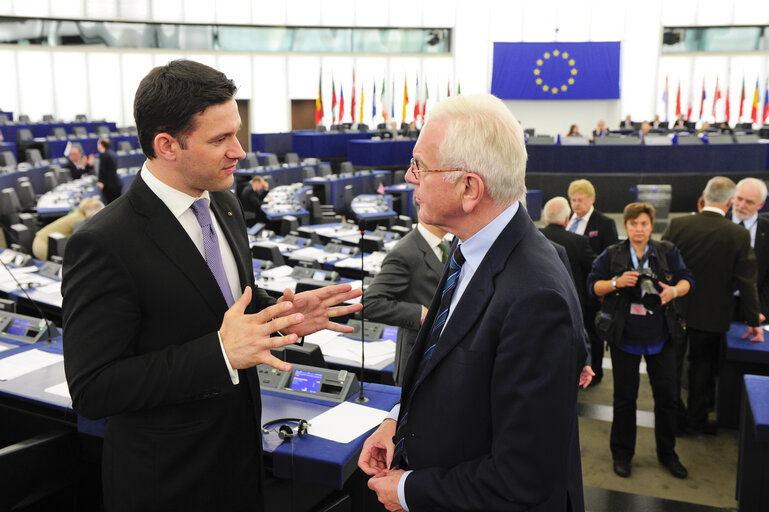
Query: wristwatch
611,277,618,290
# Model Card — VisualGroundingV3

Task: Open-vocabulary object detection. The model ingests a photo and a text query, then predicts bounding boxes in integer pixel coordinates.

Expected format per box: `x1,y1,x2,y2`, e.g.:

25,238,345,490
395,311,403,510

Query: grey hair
703,176,736,206
543,196,571,225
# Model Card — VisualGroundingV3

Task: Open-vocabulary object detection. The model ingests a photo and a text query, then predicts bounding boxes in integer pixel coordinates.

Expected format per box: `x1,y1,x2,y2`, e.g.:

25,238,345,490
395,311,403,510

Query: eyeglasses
408,158,466,178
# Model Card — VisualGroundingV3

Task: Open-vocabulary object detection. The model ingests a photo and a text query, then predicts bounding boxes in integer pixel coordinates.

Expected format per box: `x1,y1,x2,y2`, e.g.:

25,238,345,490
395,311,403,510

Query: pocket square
588,230,599,237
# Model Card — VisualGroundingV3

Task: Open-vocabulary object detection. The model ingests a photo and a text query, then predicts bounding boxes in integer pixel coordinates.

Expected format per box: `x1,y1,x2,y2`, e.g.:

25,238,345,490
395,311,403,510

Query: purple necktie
190,198,236,307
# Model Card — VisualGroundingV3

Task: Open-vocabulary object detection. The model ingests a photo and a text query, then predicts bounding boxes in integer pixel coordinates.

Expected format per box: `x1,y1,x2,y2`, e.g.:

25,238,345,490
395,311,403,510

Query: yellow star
552,88,558,94
537,59,543,66
571,69,578,75
561,85,568,91
534,69,540,75
568,78,575,84
562,52,569,59
536,78,542,85
553,50,560,56
569,59,575,66
543,85,549,91
544,52,550,59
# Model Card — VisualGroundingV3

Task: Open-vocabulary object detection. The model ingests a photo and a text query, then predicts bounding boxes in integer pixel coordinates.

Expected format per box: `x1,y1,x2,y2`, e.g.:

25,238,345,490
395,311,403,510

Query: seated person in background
672,114,687,130
639,121,652,139
651,115,664,130
239,175,269,225
620,114,633,129
363,219,447,385
588,202,693,480
593,120,609,139
63,146,94,180
567,124,581,137
32,197,104,260
697,121,712,134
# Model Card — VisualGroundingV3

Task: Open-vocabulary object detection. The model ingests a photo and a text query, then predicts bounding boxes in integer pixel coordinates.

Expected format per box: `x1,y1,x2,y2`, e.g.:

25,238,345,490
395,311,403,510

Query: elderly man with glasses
358,94,587,512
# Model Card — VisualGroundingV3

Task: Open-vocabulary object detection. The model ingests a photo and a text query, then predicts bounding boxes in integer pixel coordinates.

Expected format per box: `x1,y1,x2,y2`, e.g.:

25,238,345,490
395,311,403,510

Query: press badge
629,303,647,316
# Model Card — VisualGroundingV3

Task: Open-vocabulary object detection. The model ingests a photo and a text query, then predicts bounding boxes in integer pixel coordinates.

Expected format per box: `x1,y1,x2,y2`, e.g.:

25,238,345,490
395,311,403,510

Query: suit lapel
127,175,232,317
210,192,252,291
414,229,444,275
402,207,531,403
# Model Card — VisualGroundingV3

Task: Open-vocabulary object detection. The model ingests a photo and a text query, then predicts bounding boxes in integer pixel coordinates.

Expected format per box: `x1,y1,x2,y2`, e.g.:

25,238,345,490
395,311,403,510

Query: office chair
54,167,72,184
42,114,55,122
50,127,67,139
301,166,316,180
0,188,22,227
95,125,111,136
278,215,299,236
392,169,406,184
75,114,88,121
25,148,44,165
0,113,10,124
9,223,34,255
43,172,58,192
262,154,280,167
250,242,285,266
285,152,300,165
318,163,332,177
0,151,17,168
17,114,30,123
117,140,133,153
339,161,354,175
16,128,33,143
72,126,88,138
47,232,68,261
343,185,353,217
15,180,36,212
315,125,327,132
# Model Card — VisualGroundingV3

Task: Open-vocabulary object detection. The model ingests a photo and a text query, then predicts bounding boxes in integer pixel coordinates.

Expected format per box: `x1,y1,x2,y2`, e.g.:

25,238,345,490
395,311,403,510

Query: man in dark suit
731,178,769,322
63,145,93,180
567,179,618,384
62,60,362,512
239,175,269,225
363,220,447,385
96,137,122,204
359,94,586,511
662,176,763,435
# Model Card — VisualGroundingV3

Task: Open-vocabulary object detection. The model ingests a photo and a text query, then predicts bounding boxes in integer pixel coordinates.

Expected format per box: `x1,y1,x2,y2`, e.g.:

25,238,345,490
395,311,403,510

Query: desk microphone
355,229,369,404
0,221,58,343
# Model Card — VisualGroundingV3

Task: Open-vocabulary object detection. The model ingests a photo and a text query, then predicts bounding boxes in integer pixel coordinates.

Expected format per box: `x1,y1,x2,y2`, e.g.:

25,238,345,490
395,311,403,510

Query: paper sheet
0,349,63,381
308,401,389,444
44,381,71,400
306,330,395,370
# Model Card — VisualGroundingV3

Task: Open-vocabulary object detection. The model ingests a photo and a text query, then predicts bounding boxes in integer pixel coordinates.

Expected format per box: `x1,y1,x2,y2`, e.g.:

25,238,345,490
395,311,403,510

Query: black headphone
262,418,309,442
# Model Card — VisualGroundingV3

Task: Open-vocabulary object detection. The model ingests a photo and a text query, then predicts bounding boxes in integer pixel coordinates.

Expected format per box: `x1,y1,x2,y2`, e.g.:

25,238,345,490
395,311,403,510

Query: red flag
413,76,420,122
675,82,681,116
351,70,356,124
725,86,730,123
739,76,745,120
339,85,344,123
711,77,721,119
763,79,769,124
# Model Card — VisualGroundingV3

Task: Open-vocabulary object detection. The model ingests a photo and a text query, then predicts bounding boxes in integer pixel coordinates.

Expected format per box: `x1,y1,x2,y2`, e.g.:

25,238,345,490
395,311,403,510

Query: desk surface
744,375,769,442
726,322,769,365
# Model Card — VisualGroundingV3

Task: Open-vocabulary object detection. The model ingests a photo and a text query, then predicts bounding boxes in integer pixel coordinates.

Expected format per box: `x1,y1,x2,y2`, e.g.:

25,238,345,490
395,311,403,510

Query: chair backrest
263,154,279,167
17,114,30,123
9,223,33,255
240,156,258,169
527,135,555,145
0,188,21,216
70,141,85,155
75,114,88,121
16,181,36,211
95,125,110,136
339,161,354,175
301,166,316,180
0,151,16,168
25,148,43,164
315,125,327,132
42,114,55,122
51,127,67,138
250,242,285,266
55,166,73,183
344,185,353,214
44,171,58,192
318,163,332,177
16,128,33,142
0,113,10,124
285,152,300,165
72,126,88,137
117,140,133,152
47,232,68,261
392,169,406,184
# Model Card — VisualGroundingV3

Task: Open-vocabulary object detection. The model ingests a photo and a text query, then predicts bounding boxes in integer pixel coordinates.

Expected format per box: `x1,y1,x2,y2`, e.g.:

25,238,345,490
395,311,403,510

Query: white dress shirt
567,206,594,235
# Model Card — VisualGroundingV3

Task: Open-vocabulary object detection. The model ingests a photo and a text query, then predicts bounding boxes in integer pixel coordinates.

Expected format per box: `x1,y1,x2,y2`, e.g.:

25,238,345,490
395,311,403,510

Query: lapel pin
227,211,233,216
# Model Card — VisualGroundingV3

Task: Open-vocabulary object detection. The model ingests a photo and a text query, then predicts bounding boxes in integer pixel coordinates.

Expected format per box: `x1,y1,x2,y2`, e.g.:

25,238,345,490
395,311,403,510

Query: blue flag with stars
491,42,621,100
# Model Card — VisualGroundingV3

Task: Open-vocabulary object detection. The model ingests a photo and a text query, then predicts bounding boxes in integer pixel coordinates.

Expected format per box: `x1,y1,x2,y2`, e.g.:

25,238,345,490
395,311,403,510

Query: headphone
261,418,310,442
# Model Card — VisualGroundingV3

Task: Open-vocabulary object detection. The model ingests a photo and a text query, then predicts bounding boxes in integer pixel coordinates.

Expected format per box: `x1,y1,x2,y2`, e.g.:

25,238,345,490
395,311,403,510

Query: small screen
384,233,393,240
340,246,350,255
289,370,323,393
6,318,32,337
382,327,398,341
296,238,306,247
253,260,262,270
312,270,326,280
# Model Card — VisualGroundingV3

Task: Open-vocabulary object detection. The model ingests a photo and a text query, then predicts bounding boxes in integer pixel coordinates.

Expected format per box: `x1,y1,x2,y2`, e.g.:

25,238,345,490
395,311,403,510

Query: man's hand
358,418,396,475
97,182,104,190
368,469,405,512
277,284,363,337
743,325,765,343
579,365,595,388
220,287,305,370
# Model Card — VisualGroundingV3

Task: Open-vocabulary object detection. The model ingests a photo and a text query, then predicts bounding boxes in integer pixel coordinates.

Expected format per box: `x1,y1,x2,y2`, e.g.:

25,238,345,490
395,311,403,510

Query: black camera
636,268,661,309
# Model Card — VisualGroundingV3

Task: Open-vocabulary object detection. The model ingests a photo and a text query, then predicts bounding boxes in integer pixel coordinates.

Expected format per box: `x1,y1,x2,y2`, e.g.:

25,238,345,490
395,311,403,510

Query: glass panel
662,26,766,53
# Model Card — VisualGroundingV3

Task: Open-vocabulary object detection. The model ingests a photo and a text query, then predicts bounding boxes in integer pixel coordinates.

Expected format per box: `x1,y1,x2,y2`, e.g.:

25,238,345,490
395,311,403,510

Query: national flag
662,74,668,121
351,70,357,124
739,76,745,120
380,78,387,122
763,79,769,124
675,81,681,116
726,86,730,124
751,76,759,123
698,77,706,120
331,77,337,124
315,73,323,125
64,140,72,157
402,75,409,122
413,76,421,122
372,82,377,120
339,85,344,123
422,82,429,120
391,79,395,120
377,182,385,194
712,77,721,119
457,80,461,95
360,84,364,125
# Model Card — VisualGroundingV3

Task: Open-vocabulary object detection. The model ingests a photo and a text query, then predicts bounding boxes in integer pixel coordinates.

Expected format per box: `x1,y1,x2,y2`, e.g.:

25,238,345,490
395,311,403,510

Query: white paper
44,381,71,399
260,265,294,278
308,401,388,444
0,349,63,381
310,331,395,370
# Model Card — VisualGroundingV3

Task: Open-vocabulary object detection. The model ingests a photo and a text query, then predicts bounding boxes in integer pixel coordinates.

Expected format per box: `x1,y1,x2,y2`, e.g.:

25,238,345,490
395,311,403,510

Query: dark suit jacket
239,185,268,223
729,213,769,320
541,224,597,307
97,149,122,203
62,173,273,511
363,228,443,385
662,210,759,332
398,207,586,511
582,209,618,256
63,157,93,180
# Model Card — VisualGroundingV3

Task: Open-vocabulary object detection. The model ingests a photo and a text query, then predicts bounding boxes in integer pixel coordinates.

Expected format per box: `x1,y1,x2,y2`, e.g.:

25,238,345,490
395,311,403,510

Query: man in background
96,137,122,204
63,145,93,180
239,175,269,225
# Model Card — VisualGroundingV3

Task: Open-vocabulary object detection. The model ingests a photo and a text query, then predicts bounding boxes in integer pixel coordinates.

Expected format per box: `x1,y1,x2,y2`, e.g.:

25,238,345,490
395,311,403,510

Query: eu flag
491,42,621,100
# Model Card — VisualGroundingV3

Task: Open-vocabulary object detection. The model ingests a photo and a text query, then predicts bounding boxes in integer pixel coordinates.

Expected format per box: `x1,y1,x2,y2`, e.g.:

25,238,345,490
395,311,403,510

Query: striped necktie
391,245,465,470
190,198,236,307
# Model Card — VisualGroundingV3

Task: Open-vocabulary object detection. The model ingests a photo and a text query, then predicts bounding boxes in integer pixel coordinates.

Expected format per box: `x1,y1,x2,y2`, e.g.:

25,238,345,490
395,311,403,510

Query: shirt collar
733,212,758,228
571,205,594,222
417,222,443,248
702,206,725,216
457,202,519,275
140,162,211,219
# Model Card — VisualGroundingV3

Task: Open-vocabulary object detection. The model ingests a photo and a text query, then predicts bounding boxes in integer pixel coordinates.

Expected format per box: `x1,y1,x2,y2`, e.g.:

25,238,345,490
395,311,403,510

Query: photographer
588,202,694,480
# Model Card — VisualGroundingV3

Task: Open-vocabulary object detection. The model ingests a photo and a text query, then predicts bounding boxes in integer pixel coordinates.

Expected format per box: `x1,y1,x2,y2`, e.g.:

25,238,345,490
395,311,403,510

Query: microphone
355,228,369,403
0,221,59,343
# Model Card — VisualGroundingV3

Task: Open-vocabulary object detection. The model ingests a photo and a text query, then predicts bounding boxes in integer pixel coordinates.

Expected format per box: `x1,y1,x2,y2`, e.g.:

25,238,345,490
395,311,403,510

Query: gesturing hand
277,283,363,337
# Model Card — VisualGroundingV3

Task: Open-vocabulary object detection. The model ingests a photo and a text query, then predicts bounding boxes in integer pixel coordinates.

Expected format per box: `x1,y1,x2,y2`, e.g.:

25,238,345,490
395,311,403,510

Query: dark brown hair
623,202,656,225
133,59,237,159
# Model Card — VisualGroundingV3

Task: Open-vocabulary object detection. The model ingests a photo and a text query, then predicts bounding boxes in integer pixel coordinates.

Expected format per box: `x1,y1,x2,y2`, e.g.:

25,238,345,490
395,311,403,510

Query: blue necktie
568,217,582,233
391,245,465,469
190,198,236,307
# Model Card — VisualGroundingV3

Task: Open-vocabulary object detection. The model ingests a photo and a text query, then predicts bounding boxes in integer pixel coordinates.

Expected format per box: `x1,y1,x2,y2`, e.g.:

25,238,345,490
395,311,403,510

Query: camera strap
630,244,651,270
